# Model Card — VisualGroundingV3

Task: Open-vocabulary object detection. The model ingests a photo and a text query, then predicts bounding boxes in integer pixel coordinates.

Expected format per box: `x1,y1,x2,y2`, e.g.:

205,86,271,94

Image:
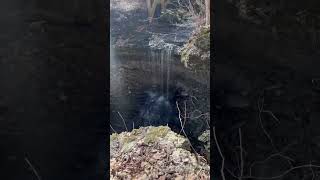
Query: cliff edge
110,126,210,179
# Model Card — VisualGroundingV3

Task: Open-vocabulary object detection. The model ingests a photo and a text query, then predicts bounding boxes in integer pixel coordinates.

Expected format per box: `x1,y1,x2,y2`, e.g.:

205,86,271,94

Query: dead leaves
110,126,210,179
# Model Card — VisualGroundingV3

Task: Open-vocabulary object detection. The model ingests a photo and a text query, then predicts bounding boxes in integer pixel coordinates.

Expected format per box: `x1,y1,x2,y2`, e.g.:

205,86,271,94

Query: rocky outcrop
180,25,210,72
158,8,190,24
110,0,195,53
198,130,210,161
110,126,210,179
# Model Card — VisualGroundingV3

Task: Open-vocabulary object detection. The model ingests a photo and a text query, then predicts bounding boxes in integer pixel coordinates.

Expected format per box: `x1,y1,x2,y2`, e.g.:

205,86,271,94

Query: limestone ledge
110,126,210,180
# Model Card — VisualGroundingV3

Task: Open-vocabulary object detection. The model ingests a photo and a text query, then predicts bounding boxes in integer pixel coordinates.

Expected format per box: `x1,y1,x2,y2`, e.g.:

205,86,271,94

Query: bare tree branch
213,126,226,180
239,128,244,180
110,124,117,133
117,111,128,131
25,157,41,180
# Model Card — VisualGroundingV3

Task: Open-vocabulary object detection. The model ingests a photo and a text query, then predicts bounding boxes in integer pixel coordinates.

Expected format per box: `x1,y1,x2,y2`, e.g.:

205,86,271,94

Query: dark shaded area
0,0,107,179
110,48,209,145
214,0,320,179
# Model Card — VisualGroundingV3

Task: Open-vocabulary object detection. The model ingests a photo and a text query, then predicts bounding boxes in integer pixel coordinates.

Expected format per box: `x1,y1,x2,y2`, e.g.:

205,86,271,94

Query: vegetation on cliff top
180,25,210,72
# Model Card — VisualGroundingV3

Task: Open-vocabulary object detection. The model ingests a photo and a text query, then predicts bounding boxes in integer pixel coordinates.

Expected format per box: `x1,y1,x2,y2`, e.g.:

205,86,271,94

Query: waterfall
140,48,174,126
110,46,177,129
148,48,173,99
110,38,123,95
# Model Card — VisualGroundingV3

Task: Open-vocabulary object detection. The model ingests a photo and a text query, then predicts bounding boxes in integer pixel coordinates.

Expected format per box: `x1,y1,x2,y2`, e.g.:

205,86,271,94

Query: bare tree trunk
147,0,170,23
161,0,170,10
146,0,158,23
205,0,210,25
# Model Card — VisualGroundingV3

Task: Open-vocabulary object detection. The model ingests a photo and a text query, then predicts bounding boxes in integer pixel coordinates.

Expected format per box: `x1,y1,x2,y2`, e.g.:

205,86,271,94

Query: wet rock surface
110,0,194,53
110,126,210,180
110,48,210,140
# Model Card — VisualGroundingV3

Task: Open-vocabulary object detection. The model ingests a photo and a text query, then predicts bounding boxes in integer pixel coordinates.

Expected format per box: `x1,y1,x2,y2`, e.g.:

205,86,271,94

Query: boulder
110,126,210,179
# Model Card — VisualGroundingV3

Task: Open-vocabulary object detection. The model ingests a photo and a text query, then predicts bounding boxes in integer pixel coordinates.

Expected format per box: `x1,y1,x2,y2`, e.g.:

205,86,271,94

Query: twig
176,101,199,162
187,0,195,15
258,96,277,151
231,147,241,175
213,126,226,180
310,161,315,180
242,164,320,179
204,115,210,128
249,152,294,176
261,110,280,123
187,96,210,128
176,102,188,136
25,157,41,180
239,128,244,180
179,101,187,134
226,167,241,179
110,124,117,133
228,162,320,180
302,170,320,180
183,101,187,131
191,112,209,119
196,157,208,177
117,111,128,131
190,95,198,107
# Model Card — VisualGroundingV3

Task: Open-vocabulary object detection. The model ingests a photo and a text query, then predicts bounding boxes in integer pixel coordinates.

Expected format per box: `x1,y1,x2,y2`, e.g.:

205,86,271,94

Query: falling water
110,46,184,132
140,48,174,126
148,48,172,98
110,39,124,98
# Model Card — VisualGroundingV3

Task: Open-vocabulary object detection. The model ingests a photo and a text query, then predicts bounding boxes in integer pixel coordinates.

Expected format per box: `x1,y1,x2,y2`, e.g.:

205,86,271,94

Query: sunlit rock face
111,0,145,12
110,0,195,53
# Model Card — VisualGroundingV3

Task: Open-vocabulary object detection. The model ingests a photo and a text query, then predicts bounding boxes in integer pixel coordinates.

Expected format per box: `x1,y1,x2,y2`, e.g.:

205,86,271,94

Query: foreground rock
110,126,210,179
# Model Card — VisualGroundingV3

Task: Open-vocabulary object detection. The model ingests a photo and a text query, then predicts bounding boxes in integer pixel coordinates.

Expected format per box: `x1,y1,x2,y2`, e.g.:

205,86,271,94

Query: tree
146,0,170,23
205,0,210,25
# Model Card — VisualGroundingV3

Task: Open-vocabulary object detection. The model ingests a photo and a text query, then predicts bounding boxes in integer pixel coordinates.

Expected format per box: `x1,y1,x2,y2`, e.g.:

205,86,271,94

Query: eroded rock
180,25,210,72
110,126,210,179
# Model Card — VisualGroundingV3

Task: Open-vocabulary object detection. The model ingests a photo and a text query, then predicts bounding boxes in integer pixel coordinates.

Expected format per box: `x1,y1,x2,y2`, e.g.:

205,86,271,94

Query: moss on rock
110,126,210,179
144,126,170,144
198,130,210,161
180,25,210,72
195,26,210,51
159,9,189,24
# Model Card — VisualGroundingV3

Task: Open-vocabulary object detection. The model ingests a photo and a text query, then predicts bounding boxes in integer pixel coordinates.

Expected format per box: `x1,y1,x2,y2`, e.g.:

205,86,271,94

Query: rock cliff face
180,25,210,72
110,126,210,179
